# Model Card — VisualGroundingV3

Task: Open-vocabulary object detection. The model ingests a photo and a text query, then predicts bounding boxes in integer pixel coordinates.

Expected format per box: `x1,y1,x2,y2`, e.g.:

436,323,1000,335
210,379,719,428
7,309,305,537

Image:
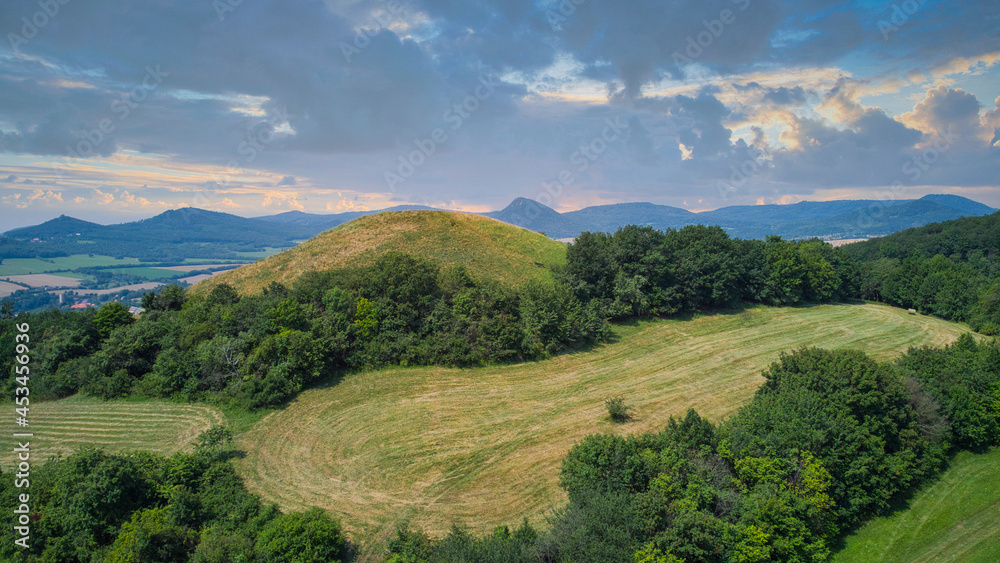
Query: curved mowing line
236,303,973,546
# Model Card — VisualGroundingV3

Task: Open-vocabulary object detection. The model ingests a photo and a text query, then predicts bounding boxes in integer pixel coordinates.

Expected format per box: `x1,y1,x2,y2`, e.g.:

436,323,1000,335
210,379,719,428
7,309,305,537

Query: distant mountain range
482,193,996,240
2,194,995,261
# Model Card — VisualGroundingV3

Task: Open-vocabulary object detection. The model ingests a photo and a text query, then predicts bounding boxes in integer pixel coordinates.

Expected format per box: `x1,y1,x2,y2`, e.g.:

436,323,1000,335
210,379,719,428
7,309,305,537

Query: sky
0,0,998,230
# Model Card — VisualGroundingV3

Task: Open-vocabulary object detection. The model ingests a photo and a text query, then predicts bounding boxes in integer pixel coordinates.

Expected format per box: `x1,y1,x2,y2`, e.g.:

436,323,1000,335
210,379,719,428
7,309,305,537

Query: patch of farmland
0,396,224,471
1,274,83,288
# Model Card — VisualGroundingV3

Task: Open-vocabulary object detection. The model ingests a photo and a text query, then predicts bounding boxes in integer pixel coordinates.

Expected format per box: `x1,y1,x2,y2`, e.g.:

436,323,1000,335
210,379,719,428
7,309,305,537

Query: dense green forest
841,212,1000,334
558,225,858,319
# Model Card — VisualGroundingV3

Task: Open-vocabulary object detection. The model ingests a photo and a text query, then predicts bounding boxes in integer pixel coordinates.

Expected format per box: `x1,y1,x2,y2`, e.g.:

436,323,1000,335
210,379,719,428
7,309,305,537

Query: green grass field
834,448,1000,563
0,255,142,275
0,395,223,471
233,302,972,546
101,267,188,280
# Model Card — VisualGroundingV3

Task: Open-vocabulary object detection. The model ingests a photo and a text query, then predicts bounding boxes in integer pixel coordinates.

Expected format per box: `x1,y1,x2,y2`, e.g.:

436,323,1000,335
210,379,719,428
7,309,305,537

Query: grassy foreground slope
0,395,223,471
235,303,971,545
195,211,567,294
834,448,1000,563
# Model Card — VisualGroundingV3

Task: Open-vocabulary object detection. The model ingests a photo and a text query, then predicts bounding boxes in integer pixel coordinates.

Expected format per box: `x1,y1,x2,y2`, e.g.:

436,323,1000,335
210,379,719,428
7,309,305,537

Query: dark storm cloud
669,92,734,159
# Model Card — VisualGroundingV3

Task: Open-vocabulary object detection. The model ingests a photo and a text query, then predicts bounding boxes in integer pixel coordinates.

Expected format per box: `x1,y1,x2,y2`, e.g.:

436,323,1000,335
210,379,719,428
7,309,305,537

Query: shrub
605,395,632,422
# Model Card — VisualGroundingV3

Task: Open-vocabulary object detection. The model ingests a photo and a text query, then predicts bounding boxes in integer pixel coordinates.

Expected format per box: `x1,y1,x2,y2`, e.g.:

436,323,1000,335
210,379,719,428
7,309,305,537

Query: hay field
0,395,224,470
235,303,972,546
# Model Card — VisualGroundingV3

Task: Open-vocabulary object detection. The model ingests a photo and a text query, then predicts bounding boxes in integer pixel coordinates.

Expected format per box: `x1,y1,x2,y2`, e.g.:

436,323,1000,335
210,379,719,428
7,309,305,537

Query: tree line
0,252,608,409
558,225,859,319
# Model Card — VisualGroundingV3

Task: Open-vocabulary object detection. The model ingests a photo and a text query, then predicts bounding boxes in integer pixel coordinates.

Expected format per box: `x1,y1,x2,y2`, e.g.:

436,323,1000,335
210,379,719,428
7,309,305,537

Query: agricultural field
834,447,1000,562
0,255,141,275
51,282,166,296
234,302,973,545
0,395,224,471
100,267,189,280
0,281,26,298
0,253,256,309
0,273,86,288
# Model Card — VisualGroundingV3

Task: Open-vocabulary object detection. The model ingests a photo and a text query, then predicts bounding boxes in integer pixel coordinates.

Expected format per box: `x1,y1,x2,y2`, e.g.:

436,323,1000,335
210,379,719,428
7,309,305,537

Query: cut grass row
833,447,1000,562
233,303,973,546
0,395,223,471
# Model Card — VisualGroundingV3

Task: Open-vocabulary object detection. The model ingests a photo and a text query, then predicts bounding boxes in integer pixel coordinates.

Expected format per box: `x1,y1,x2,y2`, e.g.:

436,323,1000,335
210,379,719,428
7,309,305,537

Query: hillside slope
196,210,567,294
842,211,1000,263
834,447,1000,562
234,303,973,545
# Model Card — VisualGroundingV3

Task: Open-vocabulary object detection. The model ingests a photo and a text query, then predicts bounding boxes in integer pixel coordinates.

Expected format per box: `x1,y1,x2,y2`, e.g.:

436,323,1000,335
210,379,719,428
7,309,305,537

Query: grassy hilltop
194,211,567,294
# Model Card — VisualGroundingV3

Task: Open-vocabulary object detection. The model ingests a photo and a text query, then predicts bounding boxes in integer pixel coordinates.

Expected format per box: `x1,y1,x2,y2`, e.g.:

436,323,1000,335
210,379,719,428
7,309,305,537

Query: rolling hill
841,210,1000,263
2,208,315,261
195,210,568,294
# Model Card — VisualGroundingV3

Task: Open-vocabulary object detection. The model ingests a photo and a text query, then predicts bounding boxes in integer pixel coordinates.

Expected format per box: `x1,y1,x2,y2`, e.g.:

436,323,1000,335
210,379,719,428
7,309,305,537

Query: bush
606,395,632,422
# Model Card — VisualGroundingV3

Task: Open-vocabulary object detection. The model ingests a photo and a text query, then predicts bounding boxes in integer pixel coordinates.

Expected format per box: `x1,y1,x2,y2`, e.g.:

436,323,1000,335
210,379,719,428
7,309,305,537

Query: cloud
27,189,62,203
900,86,988,144
261,191,305,211
0,0,998,214
118,190,151,207
93,188,115,205
0,189,63,209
